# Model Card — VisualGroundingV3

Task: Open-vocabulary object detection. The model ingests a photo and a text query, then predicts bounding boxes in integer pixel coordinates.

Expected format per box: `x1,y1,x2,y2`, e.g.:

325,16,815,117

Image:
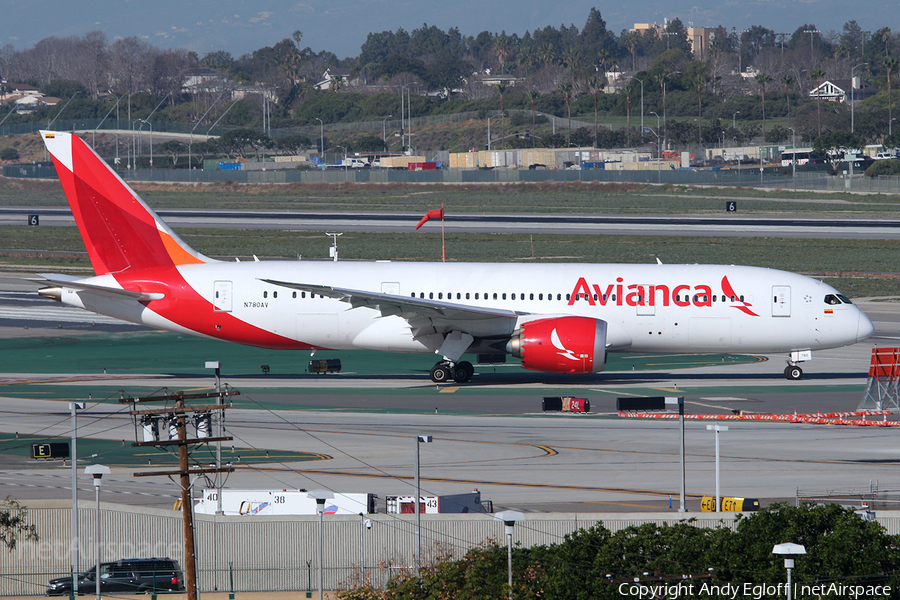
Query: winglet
40,130,210,276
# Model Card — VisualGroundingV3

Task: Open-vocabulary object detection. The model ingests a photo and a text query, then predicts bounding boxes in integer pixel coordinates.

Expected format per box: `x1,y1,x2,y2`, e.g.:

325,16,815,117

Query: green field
0,431,321,471
2,225,898,297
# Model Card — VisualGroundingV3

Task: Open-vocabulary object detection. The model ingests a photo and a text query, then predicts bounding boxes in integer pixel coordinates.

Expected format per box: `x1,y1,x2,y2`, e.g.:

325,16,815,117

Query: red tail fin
40,131,208,276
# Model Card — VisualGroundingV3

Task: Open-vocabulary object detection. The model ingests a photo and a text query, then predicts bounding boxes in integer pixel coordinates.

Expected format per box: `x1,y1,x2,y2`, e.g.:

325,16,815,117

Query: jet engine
505,316,607,374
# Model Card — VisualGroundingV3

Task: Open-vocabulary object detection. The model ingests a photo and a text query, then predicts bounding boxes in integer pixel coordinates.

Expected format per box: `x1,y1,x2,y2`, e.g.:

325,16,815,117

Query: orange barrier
860,347,900,411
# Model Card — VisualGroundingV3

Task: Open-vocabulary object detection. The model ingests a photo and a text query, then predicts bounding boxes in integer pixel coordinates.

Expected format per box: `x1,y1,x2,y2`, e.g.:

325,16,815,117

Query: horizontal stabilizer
38,273,164,301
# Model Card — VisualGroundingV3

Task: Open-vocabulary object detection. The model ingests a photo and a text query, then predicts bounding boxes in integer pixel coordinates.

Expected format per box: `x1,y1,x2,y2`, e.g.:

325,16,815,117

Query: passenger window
273,291,277,298
566,294,571,301
475,293,479,300
429,292,433,299
292,292,297,298
530,293,534,300
466,293,470,299
539,293,543,300
493,293,498,300
557,294,561,300
457,293,461,299
502,293,507,300
438,293,443,299
263,291,267,298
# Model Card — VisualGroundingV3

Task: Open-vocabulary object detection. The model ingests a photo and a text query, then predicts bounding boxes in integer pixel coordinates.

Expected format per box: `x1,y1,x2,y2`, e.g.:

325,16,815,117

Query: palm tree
586,76,605,147
755,72,773,140
559,82,574,147
810,68,826,136
781,74,794,129
527,90,540,147
885,56,898,137
624,31,640,71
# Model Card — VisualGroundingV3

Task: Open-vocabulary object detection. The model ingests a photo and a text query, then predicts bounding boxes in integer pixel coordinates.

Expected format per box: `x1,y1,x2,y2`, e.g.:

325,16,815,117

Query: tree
782,74,794,129
884,56,898,138
558,81,574,146
1,497,38,551
810,67,826,136
157,140,186,165
586,76,605,147
527,90,540,146
755,72,773,139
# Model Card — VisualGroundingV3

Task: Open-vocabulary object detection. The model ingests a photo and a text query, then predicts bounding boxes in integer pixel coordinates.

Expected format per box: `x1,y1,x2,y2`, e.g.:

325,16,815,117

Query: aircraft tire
430,363,451,383
453,361,474,383
784,365,803,380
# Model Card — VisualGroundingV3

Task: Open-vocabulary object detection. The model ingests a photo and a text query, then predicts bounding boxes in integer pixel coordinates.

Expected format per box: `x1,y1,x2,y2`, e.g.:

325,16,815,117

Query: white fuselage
61,261,873,357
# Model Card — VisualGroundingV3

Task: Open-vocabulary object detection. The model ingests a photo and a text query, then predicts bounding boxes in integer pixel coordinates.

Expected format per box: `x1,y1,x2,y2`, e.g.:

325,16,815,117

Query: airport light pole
789,127,796,190
773,543,806,600
851,63,867,133
414,435,432,565
307,489,333,600
70,402,85,598
494,511,524,600
315,117,324,157
633,77,644,133
84,465,110,600
706,425,728,512
382,115,392,150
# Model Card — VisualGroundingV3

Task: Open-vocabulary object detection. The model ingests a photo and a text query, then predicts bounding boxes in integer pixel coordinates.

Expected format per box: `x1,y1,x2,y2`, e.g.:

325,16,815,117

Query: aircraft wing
37,273,164,301
260,279,523,322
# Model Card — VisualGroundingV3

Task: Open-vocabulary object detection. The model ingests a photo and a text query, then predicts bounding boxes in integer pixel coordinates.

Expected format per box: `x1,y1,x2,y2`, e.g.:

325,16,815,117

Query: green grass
2,227,899,297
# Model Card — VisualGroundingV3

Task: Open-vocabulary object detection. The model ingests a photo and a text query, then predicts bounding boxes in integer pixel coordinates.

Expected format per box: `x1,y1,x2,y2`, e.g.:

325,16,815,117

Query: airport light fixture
706,425,729,512
851,63,867,133
414,435,432,564
382,115,392,148
633,77,644,132
307,489,334,600
494,511,524,599
70,402,85,598
84,465,110,600
205,361,224,515
773,543,806,600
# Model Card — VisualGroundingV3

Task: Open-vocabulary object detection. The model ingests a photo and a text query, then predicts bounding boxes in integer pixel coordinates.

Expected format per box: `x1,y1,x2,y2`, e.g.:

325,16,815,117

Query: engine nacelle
505,316,607,374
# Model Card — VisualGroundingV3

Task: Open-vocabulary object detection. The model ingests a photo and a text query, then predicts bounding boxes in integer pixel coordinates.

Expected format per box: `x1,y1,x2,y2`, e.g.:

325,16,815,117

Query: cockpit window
824,294,841,305
836,294,853,304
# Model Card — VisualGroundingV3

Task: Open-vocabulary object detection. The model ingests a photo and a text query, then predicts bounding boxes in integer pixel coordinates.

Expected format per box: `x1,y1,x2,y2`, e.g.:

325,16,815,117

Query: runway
4,207,900,239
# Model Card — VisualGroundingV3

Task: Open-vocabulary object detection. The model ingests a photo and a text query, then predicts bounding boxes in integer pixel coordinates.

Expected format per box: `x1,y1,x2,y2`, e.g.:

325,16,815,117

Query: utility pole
122,389,239,600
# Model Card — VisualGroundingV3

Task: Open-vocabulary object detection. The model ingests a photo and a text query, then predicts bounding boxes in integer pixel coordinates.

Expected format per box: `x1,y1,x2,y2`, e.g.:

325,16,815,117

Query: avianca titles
36,130,874,383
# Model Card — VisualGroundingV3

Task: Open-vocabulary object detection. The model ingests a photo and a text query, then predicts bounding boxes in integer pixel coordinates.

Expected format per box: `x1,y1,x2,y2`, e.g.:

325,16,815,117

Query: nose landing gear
784,365,803,380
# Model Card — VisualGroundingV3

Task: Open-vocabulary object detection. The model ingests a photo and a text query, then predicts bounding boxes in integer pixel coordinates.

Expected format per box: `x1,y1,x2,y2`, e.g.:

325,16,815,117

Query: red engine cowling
505,316,607,374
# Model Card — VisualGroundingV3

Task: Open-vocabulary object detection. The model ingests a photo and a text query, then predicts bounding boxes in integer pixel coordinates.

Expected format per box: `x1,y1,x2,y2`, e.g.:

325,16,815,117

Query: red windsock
415,208,444,229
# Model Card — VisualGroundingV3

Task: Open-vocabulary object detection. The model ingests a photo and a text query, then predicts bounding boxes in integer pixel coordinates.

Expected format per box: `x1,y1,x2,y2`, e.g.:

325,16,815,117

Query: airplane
36,130,874,384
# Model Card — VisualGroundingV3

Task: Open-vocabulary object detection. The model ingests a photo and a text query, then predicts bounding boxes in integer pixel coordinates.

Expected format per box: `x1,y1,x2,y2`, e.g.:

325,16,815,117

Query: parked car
47,558,185,595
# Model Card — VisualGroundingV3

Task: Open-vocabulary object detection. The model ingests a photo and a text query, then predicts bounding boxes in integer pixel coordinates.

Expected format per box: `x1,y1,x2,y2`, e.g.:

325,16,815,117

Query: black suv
47,558,185,595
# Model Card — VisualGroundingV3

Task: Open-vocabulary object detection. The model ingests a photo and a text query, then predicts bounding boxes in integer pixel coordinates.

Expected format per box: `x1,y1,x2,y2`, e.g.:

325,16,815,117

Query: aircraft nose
857,309,875,342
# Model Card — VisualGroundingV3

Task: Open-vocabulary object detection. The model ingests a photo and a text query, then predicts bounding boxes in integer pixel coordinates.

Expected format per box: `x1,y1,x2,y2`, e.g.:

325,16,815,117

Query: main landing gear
430,360,474,384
